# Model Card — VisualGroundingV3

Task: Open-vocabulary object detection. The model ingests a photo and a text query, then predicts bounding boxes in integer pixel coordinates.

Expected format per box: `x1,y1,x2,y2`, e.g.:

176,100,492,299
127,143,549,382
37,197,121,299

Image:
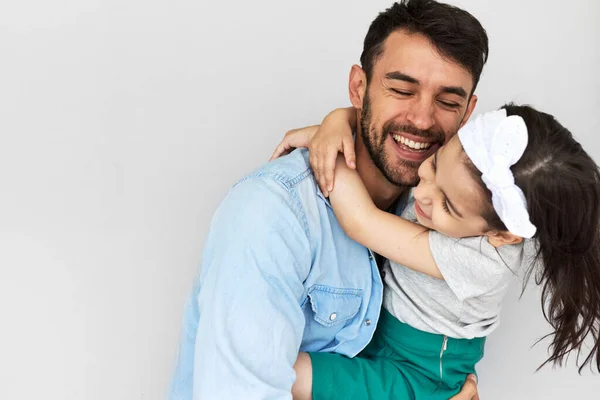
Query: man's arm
193,177,312,399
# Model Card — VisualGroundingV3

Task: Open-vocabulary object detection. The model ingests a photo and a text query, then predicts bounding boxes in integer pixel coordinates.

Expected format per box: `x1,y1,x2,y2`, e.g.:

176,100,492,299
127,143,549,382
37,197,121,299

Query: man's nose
406,97,435,131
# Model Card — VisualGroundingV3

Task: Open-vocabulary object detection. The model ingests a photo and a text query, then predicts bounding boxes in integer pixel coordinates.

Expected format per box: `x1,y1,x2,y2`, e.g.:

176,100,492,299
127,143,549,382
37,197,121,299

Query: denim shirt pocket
304,284,363,327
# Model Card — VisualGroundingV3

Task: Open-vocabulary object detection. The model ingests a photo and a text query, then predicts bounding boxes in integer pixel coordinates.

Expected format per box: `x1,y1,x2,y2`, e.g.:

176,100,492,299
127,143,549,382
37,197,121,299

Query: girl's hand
270,125,320,161
269,107,357,196
309,107,357,196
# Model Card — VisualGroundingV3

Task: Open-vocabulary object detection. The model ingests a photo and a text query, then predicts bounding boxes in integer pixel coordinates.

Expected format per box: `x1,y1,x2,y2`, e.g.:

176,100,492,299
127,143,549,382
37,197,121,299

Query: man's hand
449,374,480,400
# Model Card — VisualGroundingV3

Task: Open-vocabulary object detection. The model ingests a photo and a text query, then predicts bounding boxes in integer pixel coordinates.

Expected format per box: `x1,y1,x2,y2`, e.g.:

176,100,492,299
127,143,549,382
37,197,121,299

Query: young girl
272,104,600,399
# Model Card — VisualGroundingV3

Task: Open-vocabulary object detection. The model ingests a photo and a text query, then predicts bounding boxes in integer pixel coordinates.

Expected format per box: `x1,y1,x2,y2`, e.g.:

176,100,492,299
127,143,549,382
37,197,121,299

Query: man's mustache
383,123,446,143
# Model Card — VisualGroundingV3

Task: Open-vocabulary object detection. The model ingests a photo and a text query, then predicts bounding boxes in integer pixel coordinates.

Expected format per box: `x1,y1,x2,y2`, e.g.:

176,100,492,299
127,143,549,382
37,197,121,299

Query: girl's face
413,135,492,238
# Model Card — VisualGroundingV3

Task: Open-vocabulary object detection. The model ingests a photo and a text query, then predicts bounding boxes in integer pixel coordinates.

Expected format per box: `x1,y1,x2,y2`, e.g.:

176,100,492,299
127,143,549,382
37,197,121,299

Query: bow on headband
458,109,537,238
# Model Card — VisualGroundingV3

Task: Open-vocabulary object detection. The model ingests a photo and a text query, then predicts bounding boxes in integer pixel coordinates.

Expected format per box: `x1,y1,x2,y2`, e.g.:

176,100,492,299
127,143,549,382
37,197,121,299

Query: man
169,1,487,398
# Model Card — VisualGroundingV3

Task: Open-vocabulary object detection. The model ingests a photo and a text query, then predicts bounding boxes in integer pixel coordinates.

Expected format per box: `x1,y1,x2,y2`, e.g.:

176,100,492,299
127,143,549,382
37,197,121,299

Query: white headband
458,109,537,238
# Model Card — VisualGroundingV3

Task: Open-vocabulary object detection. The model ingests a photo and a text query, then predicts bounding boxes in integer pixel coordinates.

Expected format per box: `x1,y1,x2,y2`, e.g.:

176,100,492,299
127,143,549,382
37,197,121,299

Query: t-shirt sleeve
429,231,520,301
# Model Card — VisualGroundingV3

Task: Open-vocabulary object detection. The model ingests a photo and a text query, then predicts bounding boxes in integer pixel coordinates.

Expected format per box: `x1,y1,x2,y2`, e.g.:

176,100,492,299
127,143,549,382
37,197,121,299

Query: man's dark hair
360,0,489,94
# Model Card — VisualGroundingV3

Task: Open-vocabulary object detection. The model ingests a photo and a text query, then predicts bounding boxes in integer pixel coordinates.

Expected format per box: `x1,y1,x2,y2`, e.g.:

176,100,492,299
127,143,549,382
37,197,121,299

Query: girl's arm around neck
329,157,443,280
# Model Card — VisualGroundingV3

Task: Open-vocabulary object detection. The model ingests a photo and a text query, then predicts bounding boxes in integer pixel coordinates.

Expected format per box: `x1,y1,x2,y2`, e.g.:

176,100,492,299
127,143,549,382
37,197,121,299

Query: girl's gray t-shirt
383,201,537,339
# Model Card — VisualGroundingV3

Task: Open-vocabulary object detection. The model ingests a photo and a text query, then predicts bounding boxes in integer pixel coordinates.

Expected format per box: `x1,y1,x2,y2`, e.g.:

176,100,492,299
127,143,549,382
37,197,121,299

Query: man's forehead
376,30,474,92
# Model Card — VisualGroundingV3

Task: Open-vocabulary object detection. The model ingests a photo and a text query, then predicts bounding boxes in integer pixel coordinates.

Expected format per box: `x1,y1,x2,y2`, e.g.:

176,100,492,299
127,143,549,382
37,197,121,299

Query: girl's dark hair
360,0,489,94
467,103,600,373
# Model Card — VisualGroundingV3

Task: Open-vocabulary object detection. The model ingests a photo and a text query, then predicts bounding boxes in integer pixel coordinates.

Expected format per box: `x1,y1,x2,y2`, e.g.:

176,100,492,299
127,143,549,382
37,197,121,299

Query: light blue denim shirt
169,149,395,400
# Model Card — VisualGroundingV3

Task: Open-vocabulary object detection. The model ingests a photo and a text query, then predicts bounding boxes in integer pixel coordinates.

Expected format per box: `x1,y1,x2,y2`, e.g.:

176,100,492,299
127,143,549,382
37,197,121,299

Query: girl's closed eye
430,152,452,216
441,198,451,215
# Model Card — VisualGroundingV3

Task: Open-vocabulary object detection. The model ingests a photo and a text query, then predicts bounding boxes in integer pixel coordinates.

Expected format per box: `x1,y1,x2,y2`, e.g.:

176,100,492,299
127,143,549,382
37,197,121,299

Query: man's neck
354,133,405,211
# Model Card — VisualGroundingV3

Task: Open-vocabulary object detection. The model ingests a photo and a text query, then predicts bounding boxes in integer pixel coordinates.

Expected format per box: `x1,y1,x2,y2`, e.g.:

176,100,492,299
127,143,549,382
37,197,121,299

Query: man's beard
360,91,446,187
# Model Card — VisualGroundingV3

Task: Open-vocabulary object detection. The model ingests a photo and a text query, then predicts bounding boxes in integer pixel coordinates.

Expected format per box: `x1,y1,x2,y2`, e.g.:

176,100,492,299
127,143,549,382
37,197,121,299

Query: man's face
357,30,477,187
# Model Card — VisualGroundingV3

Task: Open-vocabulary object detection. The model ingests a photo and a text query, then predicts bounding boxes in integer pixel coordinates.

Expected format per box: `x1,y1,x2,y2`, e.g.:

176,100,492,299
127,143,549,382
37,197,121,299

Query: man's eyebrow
440,85,467,99
385,71,419,84
433,152,464,218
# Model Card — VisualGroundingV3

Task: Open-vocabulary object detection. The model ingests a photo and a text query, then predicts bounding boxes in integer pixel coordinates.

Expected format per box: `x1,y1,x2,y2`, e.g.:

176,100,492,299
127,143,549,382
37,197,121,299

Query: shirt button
329,313,337,321
368,254,374,260
365,319,372,326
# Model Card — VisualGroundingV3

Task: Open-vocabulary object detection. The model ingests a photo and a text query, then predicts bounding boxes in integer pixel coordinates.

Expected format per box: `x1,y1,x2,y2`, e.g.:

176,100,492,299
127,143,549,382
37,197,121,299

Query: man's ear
459,94,478,129
349,64,367,109
486,230,523,248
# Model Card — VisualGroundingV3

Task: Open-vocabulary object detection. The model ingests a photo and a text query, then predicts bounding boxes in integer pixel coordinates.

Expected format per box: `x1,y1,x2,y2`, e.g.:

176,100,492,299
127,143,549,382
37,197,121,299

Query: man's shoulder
235,148,315,192
215,149,319,239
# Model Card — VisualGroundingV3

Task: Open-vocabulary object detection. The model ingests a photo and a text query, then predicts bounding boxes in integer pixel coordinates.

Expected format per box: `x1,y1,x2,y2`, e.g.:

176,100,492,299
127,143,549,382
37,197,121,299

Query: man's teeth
392,134,432,150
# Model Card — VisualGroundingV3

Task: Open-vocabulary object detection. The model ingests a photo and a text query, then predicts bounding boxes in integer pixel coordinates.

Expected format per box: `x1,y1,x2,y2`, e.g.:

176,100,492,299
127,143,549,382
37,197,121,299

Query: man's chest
297,231,382,356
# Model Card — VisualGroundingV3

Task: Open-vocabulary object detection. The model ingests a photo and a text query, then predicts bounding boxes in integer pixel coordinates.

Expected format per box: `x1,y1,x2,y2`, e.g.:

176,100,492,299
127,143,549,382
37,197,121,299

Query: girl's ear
486,230,523,247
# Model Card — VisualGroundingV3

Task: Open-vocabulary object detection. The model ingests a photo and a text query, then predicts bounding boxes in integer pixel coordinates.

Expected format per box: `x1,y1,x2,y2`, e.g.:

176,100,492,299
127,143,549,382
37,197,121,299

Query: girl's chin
415,214,432,229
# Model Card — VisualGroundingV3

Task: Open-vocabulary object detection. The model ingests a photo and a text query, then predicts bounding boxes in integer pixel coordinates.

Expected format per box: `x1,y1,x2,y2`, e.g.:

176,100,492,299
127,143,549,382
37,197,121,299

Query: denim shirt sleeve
192,175,312,399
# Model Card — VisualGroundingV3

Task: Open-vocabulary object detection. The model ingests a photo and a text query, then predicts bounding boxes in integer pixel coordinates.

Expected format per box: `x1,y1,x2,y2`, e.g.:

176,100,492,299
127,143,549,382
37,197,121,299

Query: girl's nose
413,183,433,206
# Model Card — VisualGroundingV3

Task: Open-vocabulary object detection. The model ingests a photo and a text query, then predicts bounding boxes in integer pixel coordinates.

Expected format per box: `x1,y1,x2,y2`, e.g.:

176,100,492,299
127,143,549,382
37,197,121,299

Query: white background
1,0,599,399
